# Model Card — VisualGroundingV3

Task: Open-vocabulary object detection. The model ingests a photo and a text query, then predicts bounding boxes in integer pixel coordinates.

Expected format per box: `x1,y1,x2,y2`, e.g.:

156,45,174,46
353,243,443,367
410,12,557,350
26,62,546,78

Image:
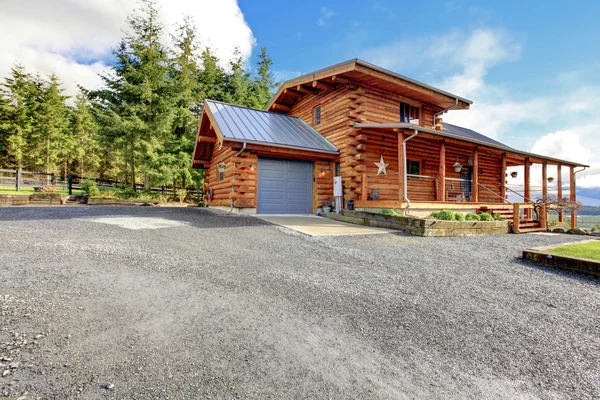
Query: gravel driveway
0,206,598,399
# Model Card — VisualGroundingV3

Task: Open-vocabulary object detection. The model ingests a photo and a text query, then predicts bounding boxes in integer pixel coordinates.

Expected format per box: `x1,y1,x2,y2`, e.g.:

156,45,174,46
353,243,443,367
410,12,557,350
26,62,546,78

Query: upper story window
313,106,321,125
400,102,419,125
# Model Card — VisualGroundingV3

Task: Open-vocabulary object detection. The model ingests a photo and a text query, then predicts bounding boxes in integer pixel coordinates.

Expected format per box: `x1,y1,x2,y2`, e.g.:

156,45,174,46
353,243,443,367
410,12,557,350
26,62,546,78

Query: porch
352,125,584,230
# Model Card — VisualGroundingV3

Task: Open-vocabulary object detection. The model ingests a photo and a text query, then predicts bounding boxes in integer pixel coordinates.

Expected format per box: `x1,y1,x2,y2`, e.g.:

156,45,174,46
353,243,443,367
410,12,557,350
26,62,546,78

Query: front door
460,166,473,201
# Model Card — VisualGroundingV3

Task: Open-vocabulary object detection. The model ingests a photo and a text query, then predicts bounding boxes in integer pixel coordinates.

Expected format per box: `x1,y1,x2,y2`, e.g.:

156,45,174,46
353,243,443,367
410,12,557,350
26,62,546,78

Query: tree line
0,0,278,188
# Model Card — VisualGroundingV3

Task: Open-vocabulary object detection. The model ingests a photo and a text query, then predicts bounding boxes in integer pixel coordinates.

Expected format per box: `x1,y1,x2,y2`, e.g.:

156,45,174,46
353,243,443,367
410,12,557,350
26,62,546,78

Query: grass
0,186,84,196
548,241,600,261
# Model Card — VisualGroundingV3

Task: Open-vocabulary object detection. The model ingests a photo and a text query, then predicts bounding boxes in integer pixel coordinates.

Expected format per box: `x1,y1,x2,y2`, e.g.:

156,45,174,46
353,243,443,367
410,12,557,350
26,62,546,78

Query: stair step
518,227,547,233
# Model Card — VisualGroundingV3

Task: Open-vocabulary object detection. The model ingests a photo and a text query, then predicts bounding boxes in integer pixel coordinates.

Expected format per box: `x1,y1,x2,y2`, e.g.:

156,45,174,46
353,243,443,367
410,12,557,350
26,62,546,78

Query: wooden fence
0,169,55,191
67,175,204,200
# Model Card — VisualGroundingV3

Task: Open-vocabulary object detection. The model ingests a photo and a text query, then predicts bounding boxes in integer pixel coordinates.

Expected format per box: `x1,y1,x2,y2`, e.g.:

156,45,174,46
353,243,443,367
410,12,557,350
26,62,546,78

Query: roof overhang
192,100,339,168
354,122,589,168
267,59,472,113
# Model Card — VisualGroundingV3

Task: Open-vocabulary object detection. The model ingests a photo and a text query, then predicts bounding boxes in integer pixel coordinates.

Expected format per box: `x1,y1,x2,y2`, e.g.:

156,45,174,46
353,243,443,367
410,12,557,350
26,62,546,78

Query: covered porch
351,124,586,229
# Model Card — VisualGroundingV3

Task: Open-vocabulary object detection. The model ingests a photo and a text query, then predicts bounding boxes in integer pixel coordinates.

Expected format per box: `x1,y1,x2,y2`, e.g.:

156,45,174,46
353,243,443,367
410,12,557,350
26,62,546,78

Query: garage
258,158,313,214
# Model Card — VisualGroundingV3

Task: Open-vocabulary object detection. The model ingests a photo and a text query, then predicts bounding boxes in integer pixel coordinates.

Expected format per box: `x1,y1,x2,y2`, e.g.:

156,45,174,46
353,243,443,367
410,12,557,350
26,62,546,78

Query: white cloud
317,7,335,26
0,0,255,97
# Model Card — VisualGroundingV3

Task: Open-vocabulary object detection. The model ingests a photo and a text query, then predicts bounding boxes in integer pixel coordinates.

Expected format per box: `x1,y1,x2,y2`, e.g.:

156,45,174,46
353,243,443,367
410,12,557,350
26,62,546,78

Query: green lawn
548,241,600,261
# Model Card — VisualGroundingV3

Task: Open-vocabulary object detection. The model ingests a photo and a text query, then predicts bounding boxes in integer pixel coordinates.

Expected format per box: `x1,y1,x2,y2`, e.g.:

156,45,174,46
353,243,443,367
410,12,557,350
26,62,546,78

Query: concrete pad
255,215,392,237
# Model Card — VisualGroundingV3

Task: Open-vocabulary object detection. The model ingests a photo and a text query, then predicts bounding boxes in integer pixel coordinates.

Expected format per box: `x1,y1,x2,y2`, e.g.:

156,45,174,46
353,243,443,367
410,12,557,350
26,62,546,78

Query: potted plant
510,171,518,178
453,162,463,172
547,177,555,183
216,162,226,171
322,200,333,213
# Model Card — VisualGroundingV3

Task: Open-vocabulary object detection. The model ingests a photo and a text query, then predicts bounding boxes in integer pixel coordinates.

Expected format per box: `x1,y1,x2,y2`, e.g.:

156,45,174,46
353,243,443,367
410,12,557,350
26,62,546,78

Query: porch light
320,169,325,176
250,162,254,170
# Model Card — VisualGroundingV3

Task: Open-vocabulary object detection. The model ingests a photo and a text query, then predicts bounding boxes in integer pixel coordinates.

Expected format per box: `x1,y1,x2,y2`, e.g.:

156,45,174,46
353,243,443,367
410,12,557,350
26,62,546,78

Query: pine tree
251,48,278,109
70,87,100,177
91,0,175,187
198,47,226,103
1,64,37,170
223,47,252,106
29,74,71,174
0,90,13,164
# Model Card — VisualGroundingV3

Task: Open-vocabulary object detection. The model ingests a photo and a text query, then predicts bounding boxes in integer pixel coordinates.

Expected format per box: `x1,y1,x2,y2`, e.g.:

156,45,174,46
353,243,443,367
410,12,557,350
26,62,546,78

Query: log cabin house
192,59,587,232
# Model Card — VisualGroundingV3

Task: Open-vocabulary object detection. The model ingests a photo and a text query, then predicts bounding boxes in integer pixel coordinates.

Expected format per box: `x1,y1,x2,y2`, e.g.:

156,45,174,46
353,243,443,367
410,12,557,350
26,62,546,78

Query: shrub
381,209,399,216
479,212,494,221
116,186,138,199
80,180,100,197
493,213,504,221
454,212,465,221
592,223,600,232
178,189,187,204
465,213,480,221
39,184,57,193
431,209,455,221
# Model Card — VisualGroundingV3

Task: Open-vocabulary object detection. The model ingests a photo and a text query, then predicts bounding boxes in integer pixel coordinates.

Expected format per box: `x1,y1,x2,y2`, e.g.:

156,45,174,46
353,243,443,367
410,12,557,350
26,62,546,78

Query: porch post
570,166,577,228
439,140,446,201
500,153,507,201
542,161,548,199
524,157,532,219
557,165,564,223
472,147,479,202
398,131,405,201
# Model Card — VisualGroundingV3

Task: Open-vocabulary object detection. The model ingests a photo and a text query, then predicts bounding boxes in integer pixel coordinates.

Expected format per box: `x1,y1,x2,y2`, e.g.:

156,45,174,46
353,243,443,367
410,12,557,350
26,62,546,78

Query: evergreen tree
198,47,226,103
0,90,13,164
29,74,71,174
91,0,175,187
1,64,37,170
70,87,100,177
223,47,253,106
250,48,278,109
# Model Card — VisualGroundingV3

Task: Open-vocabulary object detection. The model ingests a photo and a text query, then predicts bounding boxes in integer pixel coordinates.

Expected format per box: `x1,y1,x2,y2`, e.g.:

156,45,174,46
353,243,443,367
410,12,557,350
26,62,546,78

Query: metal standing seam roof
442,122,513,150
205,100,339,154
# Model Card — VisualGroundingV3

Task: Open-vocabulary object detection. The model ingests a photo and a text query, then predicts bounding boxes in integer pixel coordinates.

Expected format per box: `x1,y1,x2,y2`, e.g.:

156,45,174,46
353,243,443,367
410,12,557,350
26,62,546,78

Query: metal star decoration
374,155,389,176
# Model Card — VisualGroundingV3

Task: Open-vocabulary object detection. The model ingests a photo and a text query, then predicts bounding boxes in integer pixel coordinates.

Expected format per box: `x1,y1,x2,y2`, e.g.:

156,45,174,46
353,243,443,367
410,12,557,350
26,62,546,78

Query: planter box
327,210,510,237
0,194,62,206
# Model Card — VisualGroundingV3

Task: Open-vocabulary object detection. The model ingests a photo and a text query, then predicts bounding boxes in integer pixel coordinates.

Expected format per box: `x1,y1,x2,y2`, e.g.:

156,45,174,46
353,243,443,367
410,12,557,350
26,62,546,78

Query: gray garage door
258,158,313,214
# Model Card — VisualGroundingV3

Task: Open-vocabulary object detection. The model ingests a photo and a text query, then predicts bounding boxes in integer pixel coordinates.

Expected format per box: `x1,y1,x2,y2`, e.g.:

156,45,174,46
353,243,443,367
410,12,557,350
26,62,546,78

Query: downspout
433,98,459,129
230,142,247,213
402,130,419,209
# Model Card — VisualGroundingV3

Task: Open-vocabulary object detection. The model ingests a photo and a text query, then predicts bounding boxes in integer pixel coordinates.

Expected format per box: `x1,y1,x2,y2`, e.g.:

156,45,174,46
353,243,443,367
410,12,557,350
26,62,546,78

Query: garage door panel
258,158,313,214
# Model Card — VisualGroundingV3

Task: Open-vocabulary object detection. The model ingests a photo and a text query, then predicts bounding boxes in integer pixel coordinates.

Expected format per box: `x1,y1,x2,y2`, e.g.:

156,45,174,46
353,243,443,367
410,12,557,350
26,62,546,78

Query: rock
552,227,567,233
106,383,115,390
567,228,588,235
8,362,18,369
2,370,9,377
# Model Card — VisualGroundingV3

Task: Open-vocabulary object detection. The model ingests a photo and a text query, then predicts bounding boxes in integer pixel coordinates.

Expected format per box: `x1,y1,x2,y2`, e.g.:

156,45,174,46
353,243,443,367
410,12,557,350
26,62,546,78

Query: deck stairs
477,205,546,234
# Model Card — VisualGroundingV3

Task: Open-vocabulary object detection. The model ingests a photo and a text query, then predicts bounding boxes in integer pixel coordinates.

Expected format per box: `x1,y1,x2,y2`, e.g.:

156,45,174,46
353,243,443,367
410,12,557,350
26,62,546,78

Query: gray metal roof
206,100,338,154
442,122,513,150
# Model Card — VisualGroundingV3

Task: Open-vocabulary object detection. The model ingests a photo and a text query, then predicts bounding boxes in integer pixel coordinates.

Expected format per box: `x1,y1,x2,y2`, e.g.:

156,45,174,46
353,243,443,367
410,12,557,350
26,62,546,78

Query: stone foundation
327,210,510,237
523,242,600,278
0,194,62,206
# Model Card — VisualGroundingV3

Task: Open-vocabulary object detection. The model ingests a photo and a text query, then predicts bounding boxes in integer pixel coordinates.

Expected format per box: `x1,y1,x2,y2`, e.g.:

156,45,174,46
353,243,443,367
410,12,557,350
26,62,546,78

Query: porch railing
444,177,472,202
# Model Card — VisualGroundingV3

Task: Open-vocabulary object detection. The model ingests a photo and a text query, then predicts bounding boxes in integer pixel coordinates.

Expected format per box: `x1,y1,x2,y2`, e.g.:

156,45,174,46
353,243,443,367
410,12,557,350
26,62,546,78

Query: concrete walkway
255,214,392,237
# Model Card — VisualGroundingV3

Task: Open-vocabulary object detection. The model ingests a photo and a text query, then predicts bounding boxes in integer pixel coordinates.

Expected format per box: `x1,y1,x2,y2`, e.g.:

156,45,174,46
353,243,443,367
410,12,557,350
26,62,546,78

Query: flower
453,162,463,168
216,162,226,169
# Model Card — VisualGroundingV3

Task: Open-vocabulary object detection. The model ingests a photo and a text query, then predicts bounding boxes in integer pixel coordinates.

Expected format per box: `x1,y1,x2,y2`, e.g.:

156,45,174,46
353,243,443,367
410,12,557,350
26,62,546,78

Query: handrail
478,183,510,203
407,174,437,179
501,183,532,203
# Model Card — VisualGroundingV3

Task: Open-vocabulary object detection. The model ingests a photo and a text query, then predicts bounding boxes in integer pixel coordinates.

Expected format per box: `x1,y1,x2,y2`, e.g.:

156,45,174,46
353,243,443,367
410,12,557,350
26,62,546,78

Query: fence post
50,173,56,185
15,169,21,192
68,174,73,195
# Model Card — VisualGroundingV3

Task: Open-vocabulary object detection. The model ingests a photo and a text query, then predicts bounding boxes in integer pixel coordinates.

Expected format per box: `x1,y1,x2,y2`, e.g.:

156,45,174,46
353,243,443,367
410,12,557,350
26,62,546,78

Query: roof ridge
205,99,301,119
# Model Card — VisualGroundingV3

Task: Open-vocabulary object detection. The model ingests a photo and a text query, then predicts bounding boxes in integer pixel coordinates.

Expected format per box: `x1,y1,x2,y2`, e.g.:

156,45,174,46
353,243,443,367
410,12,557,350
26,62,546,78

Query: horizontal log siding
314,161,334,208
290,86,363,200
205,145,258,208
